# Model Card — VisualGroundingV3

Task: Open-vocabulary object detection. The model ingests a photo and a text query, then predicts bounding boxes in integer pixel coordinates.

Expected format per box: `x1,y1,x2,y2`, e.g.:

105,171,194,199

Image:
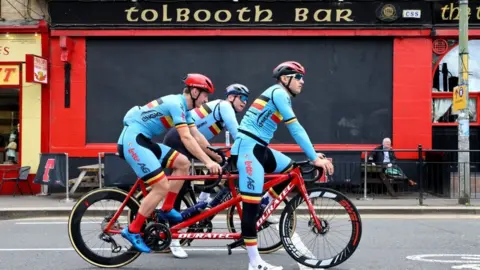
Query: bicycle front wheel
279,187,362,269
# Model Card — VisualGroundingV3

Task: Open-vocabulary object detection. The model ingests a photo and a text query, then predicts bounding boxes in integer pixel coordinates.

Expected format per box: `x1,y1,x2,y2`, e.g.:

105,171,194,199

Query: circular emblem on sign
377,4,399,22
459,87,464,97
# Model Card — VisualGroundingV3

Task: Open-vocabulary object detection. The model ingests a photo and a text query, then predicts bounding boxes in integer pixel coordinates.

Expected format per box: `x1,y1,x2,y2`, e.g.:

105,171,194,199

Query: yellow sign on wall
0,65,20,86
453,85,467,113
0,34,41,62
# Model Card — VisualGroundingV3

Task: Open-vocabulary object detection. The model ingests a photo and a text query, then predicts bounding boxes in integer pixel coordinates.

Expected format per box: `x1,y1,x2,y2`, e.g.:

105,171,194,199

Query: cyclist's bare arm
189,125,222,162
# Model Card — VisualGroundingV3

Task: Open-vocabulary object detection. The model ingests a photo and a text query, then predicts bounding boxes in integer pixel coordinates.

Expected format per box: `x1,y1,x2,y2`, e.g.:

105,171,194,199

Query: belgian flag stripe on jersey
251,95,270,111
208,121,223,135
194,104,212,119
160,116,174,128
271,111,283,123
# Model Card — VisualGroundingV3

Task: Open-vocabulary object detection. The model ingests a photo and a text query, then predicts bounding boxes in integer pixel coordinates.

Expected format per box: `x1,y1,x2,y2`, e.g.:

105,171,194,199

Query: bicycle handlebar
199,147,327,190
293,160,325,183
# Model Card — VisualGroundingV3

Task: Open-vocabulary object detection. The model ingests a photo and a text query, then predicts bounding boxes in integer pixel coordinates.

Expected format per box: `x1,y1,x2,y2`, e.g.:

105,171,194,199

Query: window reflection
433,40,480,93
432,98,477,123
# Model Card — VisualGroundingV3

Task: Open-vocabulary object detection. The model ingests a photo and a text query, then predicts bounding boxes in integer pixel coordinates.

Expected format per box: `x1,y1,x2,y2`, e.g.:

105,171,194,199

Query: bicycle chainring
143,222,172,252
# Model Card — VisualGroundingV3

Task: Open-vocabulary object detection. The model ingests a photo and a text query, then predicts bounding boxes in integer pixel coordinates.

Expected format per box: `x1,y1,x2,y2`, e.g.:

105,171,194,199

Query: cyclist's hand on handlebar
313,157,334,175
206,160,222,175
317,152,327,159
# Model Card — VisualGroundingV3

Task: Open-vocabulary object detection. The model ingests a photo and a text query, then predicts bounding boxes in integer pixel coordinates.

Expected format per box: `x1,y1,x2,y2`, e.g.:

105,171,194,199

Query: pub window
432,39,480,124
0,88,19,164
432,97,477,123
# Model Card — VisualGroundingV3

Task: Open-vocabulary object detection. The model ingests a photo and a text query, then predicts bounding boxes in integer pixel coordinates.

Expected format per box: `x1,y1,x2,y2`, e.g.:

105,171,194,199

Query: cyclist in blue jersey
161,83,250,258
230,61,334,270
117,73,222,254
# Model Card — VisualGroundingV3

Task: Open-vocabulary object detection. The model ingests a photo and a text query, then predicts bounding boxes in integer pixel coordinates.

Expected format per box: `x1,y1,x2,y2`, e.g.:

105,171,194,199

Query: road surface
0,214,480,269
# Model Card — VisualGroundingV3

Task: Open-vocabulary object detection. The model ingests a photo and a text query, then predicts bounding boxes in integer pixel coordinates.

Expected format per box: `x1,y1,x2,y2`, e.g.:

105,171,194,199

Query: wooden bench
69,164,104,195
360,163,408,197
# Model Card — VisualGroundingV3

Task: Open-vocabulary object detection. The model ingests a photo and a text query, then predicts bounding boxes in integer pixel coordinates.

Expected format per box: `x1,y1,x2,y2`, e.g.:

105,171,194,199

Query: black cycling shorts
163,128,194,160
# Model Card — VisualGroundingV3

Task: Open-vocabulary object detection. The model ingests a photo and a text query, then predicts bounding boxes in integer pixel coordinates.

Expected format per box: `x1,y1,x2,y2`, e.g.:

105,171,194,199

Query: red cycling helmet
272,61,306,79
183,73,215,94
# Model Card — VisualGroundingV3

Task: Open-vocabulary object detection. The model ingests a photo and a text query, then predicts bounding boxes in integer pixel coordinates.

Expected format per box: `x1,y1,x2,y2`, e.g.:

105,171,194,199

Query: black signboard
33,153,68,187
433,0,480,25
48,0,432,29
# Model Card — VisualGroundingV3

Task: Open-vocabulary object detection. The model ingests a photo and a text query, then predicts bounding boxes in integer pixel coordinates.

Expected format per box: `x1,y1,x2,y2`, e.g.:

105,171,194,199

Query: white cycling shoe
266,216,279,224
248,260,283,270
170,239,188,259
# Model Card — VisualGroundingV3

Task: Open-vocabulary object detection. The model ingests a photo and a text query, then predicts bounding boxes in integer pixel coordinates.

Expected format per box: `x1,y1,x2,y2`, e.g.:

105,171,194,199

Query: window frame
432,39,480,126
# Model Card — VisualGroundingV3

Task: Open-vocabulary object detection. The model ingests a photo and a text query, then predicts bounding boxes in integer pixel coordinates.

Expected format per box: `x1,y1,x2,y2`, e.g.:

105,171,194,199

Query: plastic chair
0,166,32,196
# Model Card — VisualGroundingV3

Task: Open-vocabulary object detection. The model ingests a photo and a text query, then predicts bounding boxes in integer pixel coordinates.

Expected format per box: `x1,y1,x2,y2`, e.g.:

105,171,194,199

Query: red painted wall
48,33,432,159
392,38,432,158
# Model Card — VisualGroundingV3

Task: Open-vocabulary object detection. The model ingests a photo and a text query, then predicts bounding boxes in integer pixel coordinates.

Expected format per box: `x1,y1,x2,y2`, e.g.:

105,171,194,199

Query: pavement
0,191,480,220
1,214,480,269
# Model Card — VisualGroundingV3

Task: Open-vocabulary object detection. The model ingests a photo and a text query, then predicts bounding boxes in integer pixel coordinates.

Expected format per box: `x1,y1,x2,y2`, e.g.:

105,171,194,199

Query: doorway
0,88,19,164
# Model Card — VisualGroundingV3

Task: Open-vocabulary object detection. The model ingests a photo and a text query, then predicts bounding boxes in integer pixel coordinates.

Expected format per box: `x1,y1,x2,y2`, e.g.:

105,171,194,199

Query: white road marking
0,247,285,253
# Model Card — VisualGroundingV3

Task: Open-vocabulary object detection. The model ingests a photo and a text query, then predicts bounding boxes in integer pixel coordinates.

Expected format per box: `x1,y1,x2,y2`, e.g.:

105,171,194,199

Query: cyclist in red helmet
117,73,222,253
230,61,334,270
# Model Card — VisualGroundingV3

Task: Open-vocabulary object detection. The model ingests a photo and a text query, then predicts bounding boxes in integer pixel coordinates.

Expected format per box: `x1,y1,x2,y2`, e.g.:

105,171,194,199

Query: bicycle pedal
226,239,244,255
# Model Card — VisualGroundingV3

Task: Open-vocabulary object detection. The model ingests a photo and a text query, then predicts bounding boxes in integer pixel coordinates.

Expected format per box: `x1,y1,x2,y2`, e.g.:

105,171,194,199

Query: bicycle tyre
68,188,142,268
279,187,362,269
226,196,297,254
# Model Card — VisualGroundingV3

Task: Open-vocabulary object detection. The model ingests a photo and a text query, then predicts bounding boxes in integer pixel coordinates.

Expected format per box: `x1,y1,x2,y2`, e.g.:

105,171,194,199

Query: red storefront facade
45,0,438,164
47,29,432,160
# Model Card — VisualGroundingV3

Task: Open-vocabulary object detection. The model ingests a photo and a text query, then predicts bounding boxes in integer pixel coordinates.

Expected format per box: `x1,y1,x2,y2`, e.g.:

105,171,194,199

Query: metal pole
358,151,372,200
458,0,471,205
98,152,103,189
62,152,74,203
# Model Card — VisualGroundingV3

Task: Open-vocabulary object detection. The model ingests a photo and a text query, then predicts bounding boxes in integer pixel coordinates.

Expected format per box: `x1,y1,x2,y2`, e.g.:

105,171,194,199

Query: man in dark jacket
368,138,416,193
368,137,396,166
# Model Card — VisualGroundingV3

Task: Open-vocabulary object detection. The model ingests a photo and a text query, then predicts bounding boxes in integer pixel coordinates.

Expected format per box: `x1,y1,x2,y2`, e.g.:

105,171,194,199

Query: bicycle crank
143,222,172,252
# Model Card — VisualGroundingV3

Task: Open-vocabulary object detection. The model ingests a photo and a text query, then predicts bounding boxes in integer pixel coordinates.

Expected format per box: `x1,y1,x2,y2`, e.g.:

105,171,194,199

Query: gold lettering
336,9,353,22
477,6,480,20
141,9,158,22
237,7,251,22
440,5,449,20
314,9,332,22
214,10,231,22
125,7,139,22
162,4,172,22
177,8,190,22
295,8,308,22
254,5,272,22
194,9,211,22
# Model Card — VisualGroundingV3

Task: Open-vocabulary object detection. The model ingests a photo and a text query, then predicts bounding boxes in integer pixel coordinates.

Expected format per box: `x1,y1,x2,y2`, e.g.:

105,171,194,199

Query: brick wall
1,0,47,21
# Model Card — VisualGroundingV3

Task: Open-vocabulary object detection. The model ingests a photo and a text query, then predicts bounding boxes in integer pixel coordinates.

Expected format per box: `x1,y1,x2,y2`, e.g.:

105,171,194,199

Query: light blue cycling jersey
121,94,195,139
236,84,318,161
191,99,239,141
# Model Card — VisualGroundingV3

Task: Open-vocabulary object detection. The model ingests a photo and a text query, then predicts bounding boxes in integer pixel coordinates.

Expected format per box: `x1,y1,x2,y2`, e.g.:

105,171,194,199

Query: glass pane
433,40,480,93
0,88,19,164
432,98,477,123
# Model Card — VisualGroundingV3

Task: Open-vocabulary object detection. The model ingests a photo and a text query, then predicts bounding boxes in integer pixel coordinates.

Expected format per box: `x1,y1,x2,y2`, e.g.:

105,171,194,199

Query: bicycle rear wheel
279,187,362,269
68,188,142,268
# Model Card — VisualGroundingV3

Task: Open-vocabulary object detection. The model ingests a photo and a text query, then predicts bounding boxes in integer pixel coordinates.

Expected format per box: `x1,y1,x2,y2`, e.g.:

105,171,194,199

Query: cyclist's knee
172,154,190,173
150,179,169,196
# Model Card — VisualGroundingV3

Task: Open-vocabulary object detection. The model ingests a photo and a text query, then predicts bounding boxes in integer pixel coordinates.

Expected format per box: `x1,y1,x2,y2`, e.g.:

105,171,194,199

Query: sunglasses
286,73,304,81
238,95,249,103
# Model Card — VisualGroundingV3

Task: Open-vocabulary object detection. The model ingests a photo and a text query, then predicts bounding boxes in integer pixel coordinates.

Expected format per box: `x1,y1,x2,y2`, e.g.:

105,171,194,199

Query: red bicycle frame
103,166,323,238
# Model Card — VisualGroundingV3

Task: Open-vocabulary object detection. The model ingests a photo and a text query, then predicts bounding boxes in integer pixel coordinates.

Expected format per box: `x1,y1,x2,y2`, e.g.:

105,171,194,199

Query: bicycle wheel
68,188,142,268
279,187,362,269
226,193,297,254
132,185,195,247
